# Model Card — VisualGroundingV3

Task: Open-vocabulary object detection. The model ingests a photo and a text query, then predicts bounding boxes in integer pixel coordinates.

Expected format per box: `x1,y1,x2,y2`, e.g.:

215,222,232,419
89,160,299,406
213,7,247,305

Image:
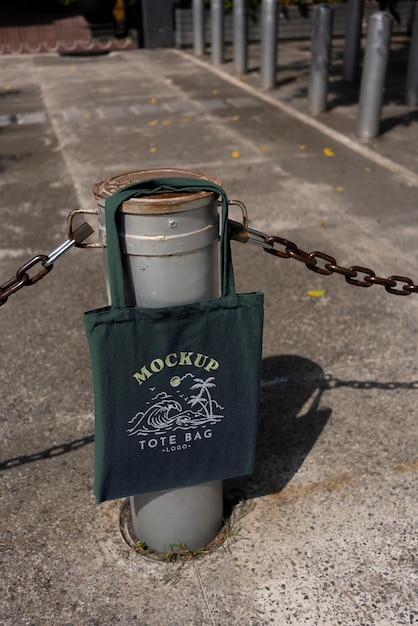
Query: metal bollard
308,4,334,115
260,0,279,91
193,0,205,57
356,11,392,139
234,0,248,76
406,4,418,105
343,0,364,83
211,0,224,65
93,168,224,553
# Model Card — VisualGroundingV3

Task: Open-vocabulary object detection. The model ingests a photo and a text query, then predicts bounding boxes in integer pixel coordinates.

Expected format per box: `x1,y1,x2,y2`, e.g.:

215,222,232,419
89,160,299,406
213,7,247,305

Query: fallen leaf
307,289,326,297
148,120,158,126
365,166,371,172
319,219,325,227
212,89,219,95
232,150,240,158
298,144,306,150
150,97,158,104
260,145,268,152
336,186,344,192
149,147,157,153
231,115,240,121
323,147,336,157
83,113,91,119
182,117,190,123
162,120,171,126
4,84,12,90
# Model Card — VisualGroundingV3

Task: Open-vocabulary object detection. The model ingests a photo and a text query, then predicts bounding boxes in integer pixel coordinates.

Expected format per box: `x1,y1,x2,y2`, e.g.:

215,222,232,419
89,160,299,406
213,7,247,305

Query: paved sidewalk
0,41,417,626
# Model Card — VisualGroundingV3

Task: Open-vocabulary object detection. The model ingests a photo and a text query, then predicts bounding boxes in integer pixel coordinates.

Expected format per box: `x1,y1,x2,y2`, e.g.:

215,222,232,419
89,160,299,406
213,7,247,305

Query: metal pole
93,168,224,553
308,4,334,115
211,0,224,64
356,11,392,139
234,0,248,76
193,0,205,57
260,0,278,90
406,3,418,105
343,0,364,82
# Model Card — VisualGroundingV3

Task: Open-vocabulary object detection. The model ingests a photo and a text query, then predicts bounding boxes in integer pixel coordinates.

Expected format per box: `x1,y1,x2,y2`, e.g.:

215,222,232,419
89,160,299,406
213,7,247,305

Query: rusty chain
228,218,418,297
0,255,52,307
0,221,93,307
2,210,418,306
260,233,418,296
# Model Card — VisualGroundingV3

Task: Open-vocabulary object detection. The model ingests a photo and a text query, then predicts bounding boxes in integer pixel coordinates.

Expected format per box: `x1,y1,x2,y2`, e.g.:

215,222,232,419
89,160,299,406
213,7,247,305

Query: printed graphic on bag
128,352,224,454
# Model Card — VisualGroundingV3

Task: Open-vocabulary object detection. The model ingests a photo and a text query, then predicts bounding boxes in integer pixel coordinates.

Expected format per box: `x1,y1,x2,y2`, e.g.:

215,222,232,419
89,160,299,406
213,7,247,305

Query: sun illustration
170,376,181,388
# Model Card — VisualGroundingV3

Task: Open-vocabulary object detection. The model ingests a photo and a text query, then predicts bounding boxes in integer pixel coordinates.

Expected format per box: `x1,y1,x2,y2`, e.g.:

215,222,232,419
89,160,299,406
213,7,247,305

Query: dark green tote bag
83,177,264,503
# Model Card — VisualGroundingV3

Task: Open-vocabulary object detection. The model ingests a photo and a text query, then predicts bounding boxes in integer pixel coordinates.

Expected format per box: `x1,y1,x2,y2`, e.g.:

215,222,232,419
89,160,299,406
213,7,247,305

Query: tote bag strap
104,177,235,309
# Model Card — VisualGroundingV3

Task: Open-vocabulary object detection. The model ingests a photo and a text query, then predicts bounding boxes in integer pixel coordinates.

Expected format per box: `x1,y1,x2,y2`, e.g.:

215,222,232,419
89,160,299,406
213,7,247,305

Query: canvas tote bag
83,177,264,503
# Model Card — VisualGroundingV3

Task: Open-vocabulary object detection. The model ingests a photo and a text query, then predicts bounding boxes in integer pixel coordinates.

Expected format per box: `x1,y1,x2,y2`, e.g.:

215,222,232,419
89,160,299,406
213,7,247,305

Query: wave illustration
128,397,222,436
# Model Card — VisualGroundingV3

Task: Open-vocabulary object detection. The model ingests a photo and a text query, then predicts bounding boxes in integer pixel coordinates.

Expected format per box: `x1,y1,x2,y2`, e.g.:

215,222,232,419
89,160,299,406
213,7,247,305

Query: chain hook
228,200,273,249
67,208,102,248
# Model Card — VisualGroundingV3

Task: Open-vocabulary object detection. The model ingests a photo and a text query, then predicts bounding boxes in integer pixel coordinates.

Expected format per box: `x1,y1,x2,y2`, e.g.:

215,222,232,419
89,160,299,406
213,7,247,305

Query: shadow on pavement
0,434,95,471
225,354,331,507
225,353,418,506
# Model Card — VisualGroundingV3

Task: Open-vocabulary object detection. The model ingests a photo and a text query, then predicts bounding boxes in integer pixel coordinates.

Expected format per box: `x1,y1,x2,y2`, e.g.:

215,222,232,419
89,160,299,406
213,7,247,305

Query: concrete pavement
0,39,418,625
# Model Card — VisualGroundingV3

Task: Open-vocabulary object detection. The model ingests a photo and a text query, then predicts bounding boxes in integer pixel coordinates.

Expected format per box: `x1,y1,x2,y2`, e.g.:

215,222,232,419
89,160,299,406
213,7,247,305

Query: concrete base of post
130,481,224,552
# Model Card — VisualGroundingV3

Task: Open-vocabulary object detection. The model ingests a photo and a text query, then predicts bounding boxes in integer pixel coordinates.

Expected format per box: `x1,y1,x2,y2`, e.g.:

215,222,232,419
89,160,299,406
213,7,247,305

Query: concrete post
356,11,392,139
211,0,224,65
193,0,205,57
260,0,278,90
308,4,334,115
406,3,418,105
234,0,248,76
93,168,224,553
343,0,364,83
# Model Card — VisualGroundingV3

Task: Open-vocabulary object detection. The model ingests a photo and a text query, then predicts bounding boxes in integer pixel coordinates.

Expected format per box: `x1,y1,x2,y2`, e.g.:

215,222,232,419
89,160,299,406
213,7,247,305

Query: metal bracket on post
67,208,102,248
228,200,274,249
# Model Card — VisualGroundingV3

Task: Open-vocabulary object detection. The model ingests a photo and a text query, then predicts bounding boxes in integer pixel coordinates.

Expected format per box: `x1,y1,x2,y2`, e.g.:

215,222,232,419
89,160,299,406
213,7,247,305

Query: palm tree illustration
189,377,216,418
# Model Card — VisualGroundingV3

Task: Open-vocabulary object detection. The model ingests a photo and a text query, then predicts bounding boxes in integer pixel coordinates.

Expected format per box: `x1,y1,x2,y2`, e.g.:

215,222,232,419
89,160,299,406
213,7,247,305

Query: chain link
0,221,93,307
262,234,418,296
0,255,52,306
3,216,418,305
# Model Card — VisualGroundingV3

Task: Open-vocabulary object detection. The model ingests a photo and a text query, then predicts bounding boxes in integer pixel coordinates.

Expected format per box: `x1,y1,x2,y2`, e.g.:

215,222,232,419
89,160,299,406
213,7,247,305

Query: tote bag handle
104,177,235,309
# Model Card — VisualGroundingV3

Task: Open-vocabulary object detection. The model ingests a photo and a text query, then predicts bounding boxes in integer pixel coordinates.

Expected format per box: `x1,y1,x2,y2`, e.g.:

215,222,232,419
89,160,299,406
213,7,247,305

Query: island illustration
127,373,224,437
